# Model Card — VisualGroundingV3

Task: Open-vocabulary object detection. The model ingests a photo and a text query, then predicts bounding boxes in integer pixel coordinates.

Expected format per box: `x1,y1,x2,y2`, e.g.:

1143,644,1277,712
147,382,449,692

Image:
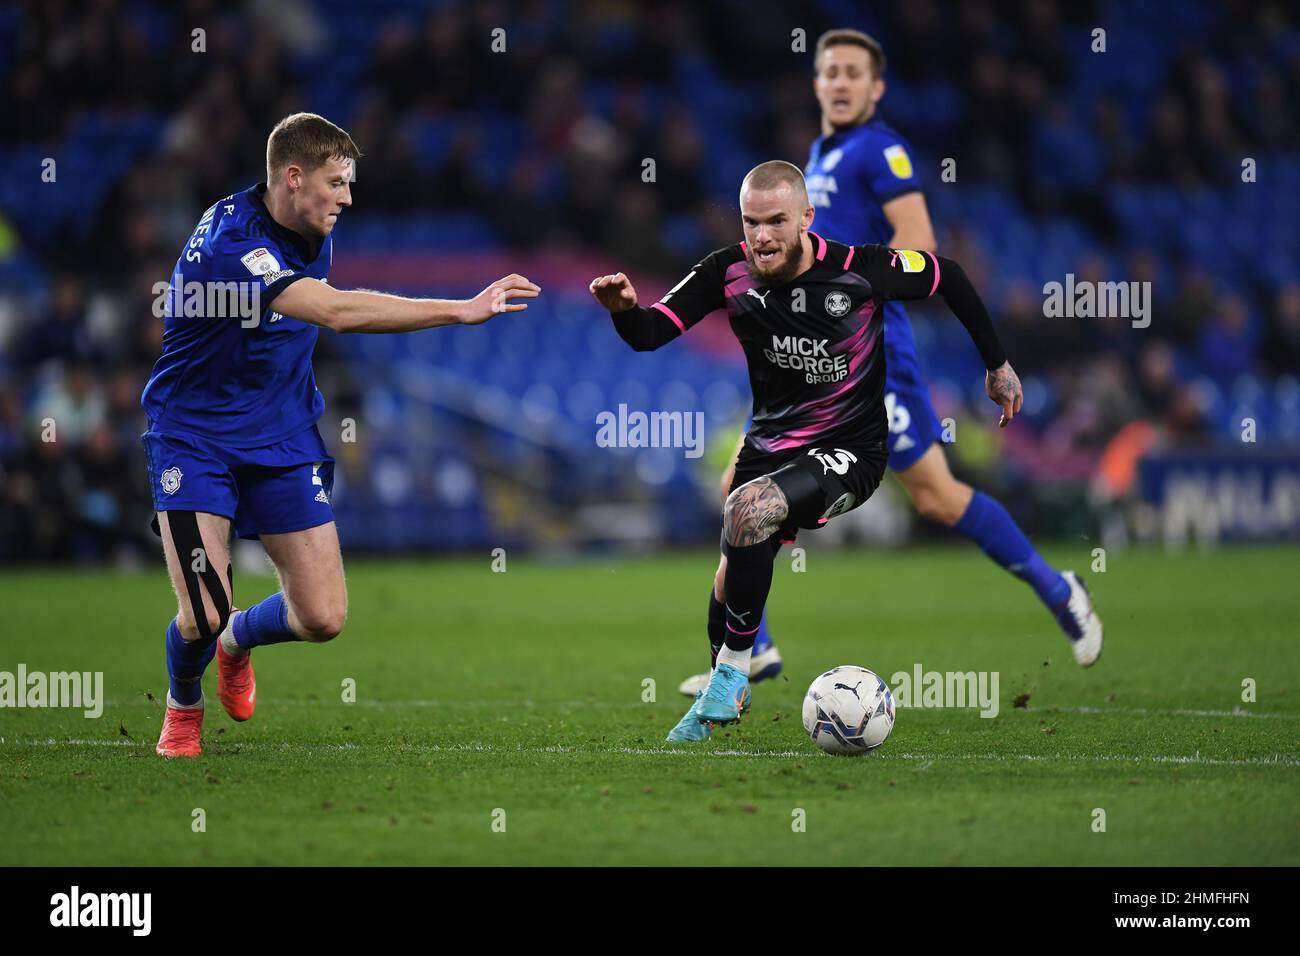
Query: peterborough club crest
824,291,851,317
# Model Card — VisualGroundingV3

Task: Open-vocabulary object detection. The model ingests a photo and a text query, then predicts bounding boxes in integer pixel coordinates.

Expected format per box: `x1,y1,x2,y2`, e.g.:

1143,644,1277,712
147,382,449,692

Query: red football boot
156,705,204,757
216,635,257,722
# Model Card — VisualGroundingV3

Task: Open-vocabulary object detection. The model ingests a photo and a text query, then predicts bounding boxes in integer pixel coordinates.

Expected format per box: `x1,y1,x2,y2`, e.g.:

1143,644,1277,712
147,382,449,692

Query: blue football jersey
805,116,922,246
806,117,928,377
141,183,330,447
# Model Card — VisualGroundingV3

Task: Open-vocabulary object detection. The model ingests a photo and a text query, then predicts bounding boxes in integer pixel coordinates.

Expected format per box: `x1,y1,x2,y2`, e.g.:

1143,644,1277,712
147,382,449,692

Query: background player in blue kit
143,113,540,756
680,28,1102,699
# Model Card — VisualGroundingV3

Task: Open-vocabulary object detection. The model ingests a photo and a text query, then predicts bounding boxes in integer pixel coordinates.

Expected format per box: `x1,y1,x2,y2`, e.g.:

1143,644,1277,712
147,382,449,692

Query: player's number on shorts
807,447,858,476
884,392,911,436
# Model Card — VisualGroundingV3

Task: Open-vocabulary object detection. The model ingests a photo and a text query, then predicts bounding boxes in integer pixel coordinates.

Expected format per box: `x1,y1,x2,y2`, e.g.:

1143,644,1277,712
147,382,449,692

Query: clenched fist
588,272,638,313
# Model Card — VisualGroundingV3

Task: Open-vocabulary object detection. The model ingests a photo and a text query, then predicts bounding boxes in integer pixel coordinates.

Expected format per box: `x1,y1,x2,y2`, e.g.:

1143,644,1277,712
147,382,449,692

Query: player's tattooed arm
878,249,1018,426
865,247,1007,376
723,476,789,547
985,361,1023,428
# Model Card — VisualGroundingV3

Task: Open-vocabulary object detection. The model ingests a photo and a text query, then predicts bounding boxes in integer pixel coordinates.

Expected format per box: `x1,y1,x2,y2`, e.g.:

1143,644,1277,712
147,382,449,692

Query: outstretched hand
463,274,541,325
986,361,1023,427
588,272,638,313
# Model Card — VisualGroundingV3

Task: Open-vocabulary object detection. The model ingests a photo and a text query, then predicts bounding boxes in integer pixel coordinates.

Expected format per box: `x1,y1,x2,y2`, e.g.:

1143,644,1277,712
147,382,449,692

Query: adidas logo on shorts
311,462,328,503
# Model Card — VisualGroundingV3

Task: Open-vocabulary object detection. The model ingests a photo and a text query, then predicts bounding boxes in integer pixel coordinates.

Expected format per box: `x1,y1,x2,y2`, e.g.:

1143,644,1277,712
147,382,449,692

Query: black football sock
708,589,726,667
720,539,776,653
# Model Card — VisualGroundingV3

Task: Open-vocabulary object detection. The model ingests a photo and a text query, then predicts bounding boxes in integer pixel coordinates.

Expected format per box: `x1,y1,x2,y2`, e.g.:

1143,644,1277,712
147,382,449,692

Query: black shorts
729,439,888,543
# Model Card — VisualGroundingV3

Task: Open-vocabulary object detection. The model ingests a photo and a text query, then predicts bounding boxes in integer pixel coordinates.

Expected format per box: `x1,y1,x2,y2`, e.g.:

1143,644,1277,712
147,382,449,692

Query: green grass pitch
1,545,1296,866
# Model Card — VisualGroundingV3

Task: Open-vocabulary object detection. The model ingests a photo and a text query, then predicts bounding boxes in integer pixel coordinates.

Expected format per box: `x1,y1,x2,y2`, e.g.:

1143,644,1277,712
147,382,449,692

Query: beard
746,240,803,285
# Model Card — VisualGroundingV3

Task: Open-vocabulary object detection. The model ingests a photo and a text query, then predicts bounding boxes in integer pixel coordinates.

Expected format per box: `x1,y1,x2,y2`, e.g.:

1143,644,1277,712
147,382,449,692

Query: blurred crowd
0,0,1297,562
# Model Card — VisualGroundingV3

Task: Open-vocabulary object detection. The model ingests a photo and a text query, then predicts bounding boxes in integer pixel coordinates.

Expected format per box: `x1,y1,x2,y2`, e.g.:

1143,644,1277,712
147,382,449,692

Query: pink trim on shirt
843,246,855,271
651,301,686,333
927,251,941,297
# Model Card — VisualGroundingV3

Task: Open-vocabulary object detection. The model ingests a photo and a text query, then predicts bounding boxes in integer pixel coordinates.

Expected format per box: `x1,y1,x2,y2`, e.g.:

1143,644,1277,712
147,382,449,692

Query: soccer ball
802,666,895,755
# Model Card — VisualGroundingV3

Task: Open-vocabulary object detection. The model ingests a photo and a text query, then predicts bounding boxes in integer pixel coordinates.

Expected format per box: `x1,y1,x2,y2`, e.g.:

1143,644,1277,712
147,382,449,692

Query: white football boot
1057,570,1103,666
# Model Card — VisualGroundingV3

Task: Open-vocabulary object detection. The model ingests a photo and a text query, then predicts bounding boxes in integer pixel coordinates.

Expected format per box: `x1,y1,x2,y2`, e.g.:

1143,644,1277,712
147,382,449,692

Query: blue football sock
753,613,773,653
166,618,215,706
954,491,1070,609
232,592,299,649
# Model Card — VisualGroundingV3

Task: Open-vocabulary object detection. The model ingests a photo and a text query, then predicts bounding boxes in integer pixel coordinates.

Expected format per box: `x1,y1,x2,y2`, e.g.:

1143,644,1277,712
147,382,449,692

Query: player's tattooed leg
723,476,789,547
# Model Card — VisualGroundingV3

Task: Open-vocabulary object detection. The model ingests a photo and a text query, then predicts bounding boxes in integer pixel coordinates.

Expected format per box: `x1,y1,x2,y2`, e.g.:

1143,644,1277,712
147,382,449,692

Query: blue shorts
882,310,943,473
141,423,335,539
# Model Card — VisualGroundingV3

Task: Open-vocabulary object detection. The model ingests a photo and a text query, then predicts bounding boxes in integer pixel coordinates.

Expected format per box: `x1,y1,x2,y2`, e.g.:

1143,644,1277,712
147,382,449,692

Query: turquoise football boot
666,691,712,742
696,662,751,725
666,682,752,742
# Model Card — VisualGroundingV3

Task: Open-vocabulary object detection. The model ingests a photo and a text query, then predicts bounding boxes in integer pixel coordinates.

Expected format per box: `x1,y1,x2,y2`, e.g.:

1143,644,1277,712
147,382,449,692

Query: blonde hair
814,28,886,78
266,112,361,184
741,160,809,206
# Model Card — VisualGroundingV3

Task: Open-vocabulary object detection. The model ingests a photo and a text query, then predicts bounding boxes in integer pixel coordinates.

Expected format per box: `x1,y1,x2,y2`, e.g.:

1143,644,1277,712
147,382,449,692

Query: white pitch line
93,699,1300,720
605,748,1300,767
98,698,647,711
1036,705,1300,721
3,737,1296,767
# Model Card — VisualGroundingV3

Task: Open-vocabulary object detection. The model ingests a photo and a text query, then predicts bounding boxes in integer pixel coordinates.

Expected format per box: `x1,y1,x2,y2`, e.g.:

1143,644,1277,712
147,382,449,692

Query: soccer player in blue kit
142,113,540,756
678,28,1102,701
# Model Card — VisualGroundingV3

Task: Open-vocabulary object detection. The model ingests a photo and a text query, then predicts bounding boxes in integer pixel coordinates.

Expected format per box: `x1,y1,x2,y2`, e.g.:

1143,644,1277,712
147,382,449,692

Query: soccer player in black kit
589,161,1021,741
